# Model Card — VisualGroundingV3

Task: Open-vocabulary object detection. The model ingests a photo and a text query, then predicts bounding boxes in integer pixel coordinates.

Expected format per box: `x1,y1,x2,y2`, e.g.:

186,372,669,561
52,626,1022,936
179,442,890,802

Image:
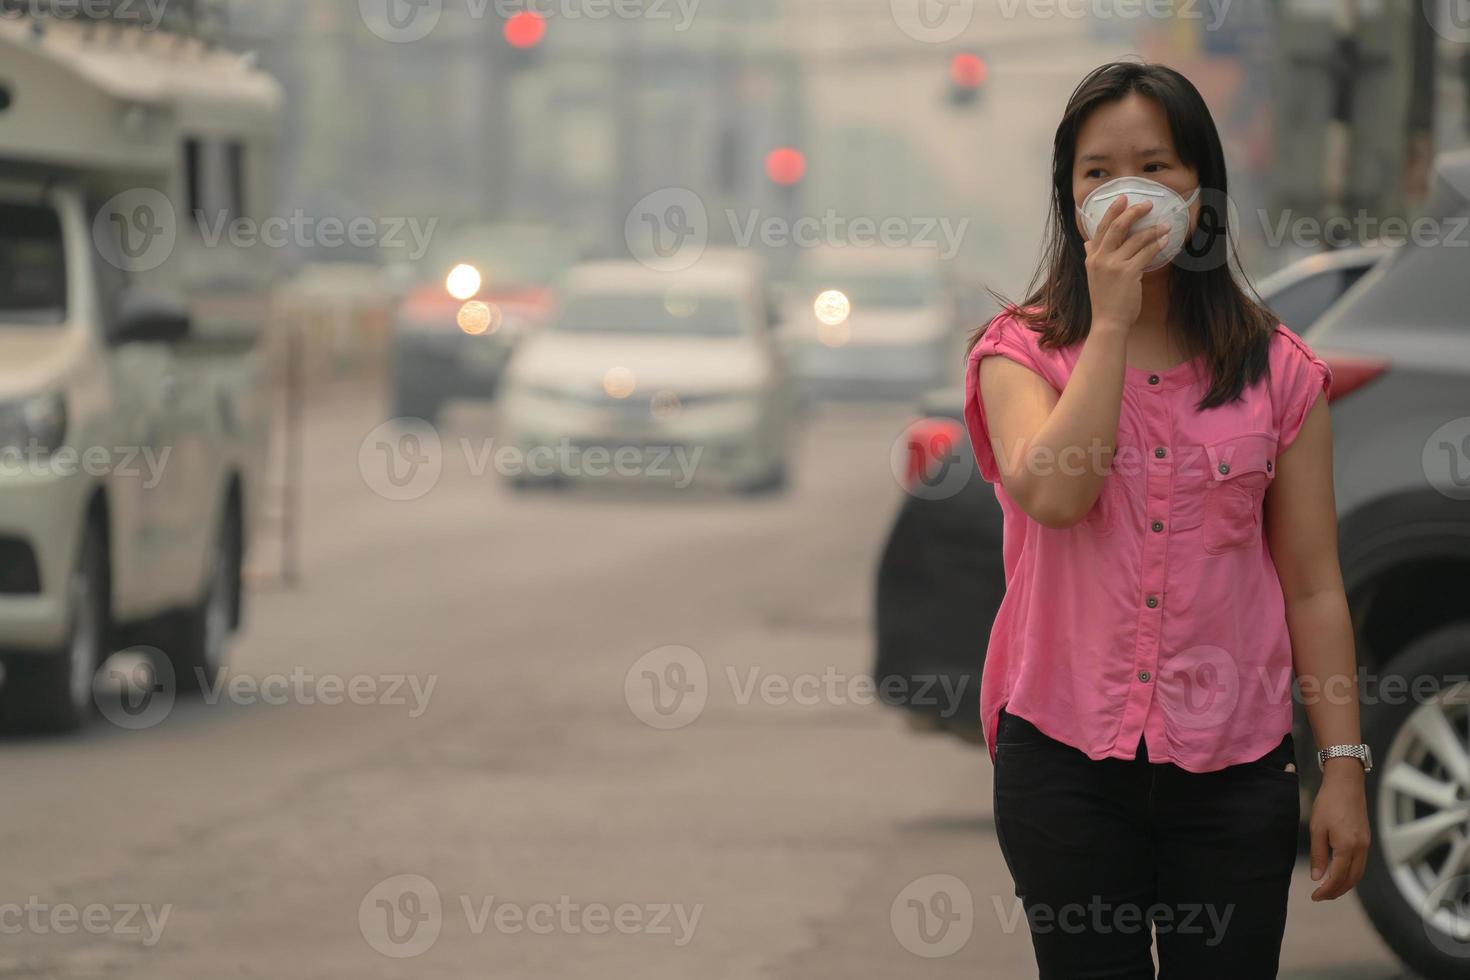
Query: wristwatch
1317,744,1373,773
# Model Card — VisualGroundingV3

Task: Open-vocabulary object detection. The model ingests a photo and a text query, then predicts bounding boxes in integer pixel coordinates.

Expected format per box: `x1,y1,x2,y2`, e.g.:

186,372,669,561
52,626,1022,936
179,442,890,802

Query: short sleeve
964,311,1051,484
1270,325,1333,452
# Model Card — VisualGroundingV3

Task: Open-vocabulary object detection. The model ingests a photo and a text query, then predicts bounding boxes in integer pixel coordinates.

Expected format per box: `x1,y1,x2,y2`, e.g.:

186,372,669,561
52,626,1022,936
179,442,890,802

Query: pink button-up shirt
964,311,1332,773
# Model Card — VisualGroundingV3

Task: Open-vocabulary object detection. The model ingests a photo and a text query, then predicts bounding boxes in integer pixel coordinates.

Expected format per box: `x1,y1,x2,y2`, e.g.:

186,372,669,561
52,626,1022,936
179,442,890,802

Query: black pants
992,707,1299,980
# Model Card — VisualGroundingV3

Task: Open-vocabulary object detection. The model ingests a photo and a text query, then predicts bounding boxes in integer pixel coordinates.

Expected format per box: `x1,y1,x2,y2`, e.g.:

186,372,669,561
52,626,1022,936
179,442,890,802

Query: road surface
0,391,1411,978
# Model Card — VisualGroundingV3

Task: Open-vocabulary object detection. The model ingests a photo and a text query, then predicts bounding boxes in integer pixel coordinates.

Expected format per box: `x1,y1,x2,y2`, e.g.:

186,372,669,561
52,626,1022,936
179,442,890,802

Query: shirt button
1266,461,1273,472
1151,520,1164,533
1146,595,1159,608
1138,670,1152,683
1154,447,1167,459
1147,374,1161,386
1218,462,1231,475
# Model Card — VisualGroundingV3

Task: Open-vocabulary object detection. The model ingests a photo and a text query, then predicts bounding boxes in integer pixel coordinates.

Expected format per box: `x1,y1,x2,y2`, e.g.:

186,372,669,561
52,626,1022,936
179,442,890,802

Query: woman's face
1071,92,1200,254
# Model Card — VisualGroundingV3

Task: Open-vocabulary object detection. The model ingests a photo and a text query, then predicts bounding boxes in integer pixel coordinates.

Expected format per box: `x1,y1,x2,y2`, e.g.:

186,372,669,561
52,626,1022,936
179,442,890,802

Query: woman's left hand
1309,761,1371,901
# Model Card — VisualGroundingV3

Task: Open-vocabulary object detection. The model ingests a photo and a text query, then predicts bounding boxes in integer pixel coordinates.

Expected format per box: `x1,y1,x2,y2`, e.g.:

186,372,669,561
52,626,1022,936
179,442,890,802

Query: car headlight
0,394,67,456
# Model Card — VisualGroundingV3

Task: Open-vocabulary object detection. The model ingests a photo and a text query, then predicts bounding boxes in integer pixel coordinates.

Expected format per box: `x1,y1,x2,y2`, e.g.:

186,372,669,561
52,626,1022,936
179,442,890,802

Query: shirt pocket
1202,431,1277,555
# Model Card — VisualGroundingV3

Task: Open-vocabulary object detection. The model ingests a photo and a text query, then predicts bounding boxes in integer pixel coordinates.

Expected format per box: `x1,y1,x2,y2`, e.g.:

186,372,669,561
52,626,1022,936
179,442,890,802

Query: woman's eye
1144,162,1167,172
1084,168,1105,180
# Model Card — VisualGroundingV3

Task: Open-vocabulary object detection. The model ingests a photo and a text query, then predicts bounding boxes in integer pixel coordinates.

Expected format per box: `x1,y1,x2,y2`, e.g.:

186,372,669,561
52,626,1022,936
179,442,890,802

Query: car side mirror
111,291,191,345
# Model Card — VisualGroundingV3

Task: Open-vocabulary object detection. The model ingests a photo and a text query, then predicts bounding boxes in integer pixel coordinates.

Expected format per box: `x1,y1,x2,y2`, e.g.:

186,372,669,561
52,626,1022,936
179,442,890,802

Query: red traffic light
765,147,806,187
950,52,987,89
504,11,546,49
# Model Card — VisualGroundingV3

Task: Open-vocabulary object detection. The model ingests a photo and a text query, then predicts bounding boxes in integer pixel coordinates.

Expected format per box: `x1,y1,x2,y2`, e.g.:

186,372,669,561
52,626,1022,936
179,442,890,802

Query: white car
500,261,794,492
782,247,963,399
0,14,278,731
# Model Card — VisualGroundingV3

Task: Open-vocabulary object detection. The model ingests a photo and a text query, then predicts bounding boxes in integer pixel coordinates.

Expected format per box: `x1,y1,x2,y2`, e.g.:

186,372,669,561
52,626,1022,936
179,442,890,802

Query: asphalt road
0,391,1413,978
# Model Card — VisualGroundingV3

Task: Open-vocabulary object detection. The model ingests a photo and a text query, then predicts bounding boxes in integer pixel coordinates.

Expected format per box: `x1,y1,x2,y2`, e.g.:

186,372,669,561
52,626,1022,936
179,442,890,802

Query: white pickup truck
0,15,280,731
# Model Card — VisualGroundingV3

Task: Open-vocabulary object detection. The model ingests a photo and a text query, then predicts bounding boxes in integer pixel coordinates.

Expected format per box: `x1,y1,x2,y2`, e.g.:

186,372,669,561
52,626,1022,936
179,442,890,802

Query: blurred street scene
1,0,1469,977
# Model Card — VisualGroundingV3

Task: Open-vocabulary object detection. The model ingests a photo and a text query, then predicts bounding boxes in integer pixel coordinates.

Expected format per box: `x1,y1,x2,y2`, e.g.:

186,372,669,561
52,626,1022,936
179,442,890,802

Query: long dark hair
972,62,1273,409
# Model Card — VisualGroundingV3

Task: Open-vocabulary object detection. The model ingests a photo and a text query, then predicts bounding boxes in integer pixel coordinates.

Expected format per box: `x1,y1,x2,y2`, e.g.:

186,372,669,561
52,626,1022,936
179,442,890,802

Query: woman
965,63,1370,979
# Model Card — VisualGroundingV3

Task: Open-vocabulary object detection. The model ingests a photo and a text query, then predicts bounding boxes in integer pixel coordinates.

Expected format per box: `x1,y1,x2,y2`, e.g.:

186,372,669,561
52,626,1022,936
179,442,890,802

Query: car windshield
798,272,937,310
426,228,572,289
555,292,745,336
0,203,66,325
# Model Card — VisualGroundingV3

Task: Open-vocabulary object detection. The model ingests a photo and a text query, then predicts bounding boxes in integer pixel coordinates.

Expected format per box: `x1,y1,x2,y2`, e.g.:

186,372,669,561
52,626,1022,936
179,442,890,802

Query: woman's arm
978,328,1125,527
1265,394,1370,901
978,199,1167,528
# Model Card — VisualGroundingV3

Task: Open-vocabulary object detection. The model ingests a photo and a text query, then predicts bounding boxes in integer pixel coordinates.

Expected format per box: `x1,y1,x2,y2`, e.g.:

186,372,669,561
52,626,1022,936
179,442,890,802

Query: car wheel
0,521,107,733
169,505,241,693
1357,623,1470,980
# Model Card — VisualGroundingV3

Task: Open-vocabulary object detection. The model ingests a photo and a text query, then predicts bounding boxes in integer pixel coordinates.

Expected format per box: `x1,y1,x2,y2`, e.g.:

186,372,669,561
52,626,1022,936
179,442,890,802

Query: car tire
1356,622,1470,980
169,503,242,694
0,520,107,733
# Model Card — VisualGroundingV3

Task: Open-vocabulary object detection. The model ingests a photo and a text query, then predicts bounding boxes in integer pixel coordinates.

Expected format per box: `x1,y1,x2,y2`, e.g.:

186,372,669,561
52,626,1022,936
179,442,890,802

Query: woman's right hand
1082,196,1170,332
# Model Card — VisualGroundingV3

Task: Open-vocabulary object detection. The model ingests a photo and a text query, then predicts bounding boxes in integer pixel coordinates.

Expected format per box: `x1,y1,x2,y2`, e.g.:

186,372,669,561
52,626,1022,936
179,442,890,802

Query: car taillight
1320,351,1389,403
904,418,965,489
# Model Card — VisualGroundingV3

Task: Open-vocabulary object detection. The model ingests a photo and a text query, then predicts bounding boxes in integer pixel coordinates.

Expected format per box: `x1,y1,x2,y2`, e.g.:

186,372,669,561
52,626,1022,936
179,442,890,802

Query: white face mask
1077,176,1200,272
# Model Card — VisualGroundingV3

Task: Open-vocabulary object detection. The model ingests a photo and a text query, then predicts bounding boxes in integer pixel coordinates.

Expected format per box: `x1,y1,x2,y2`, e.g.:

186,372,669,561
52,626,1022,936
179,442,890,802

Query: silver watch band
1317,744,1373,773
